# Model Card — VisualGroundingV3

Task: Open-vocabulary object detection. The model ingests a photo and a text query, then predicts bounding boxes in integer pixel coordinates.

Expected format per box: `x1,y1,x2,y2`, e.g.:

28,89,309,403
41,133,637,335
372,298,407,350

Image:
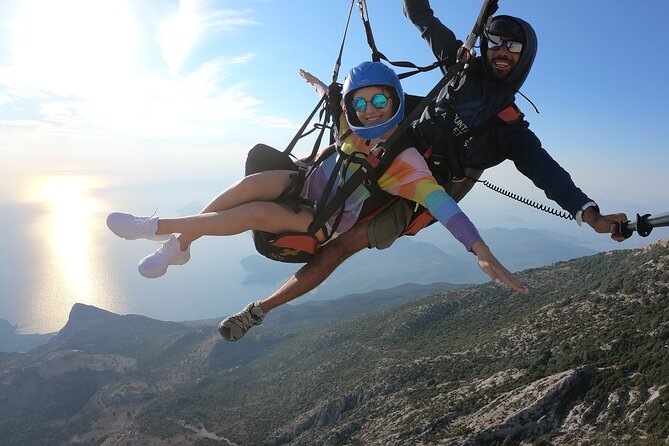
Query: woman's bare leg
157,201,313,238
198,170,297,213
155,170,297,249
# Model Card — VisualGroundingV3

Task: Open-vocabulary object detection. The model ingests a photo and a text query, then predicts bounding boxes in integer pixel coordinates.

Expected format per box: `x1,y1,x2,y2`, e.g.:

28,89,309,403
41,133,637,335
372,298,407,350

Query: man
218,0,627,341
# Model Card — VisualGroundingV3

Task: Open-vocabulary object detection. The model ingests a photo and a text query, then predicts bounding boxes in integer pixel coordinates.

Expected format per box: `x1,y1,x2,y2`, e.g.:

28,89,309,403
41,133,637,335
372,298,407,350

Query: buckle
369,143,386,160
297,159,309,173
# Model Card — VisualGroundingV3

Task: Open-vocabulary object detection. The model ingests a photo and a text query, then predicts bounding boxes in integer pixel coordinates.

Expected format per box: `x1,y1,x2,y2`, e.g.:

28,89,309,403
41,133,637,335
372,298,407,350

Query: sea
0,173,292,334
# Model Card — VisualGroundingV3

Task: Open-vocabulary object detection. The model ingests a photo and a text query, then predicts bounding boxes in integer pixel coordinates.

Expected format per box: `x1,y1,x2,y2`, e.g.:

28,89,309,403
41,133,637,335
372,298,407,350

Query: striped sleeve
378,148,482,251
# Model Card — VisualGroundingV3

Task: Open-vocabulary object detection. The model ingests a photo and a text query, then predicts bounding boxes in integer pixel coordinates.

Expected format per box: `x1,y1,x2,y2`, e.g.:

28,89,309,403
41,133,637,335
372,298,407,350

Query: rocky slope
0,240,667,445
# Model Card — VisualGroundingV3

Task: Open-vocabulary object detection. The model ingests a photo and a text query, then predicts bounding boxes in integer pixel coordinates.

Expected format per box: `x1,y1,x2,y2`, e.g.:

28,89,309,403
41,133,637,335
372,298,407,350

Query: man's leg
218,199,413,341
259,221,370,312
259,199,414,312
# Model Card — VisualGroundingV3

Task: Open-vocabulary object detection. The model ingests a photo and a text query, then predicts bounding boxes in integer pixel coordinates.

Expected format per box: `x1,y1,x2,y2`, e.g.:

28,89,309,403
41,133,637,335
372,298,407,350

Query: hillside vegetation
0,241,667,445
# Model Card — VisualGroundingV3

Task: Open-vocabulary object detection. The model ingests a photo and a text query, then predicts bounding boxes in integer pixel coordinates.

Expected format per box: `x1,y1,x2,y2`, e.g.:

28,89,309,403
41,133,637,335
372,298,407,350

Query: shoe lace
132,209,159,232
236,305,263,331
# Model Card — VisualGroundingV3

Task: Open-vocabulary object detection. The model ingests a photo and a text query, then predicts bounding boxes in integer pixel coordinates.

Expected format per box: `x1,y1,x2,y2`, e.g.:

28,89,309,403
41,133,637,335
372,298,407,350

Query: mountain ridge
0,239,667,445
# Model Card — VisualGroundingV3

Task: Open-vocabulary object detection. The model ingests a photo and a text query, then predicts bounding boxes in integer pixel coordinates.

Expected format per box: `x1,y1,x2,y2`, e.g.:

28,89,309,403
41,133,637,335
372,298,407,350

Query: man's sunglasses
351,93,389,113
487,34,523,54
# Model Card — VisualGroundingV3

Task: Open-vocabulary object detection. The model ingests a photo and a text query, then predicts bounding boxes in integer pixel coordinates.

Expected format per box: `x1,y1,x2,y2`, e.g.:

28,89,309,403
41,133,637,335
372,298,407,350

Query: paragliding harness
247,0,502,263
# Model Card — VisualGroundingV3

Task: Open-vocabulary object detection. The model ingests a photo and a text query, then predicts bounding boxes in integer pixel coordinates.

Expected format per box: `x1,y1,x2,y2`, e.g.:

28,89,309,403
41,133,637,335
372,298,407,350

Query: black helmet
486,16,525,42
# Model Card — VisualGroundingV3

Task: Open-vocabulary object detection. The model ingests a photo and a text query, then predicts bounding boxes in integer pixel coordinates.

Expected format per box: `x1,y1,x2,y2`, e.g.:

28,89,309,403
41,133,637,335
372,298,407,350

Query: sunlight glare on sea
20,173,122,333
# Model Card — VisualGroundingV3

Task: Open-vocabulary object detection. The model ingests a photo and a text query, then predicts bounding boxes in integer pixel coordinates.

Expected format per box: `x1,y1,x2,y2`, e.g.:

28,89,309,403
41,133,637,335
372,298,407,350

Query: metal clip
369,142,385,157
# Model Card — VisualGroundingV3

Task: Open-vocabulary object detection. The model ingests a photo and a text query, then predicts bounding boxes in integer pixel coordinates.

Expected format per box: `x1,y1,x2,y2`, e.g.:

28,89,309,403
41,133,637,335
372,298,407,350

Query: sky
0,0,667,333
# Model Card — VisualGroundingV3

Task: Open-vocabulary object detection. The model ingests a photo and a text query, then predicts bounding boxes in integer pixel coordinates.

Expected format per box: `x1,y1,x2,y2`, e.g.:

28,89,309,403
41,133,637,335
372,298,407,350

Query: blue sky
0,0,667,332
1,0,666,212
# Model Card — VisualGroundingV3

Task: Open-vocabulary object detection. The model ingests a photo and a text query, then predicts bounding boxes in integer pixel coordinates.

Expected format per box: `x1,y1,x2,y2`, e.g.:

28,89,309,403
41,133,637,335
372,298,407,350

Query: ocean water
0,174,294,334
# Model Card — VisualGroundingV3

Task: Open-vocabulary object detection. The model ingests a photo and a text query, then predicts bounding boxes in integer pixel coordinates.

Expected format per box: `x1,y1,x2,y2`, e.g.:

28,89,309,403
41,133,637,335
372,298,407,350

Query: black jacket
404,0,592,217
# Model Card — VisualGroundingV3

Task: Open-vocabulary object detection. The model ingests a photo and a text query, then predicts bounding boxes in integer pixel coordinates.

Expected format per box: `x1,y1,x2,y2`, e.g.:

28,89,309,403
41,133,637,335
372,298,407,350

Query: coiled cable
477,178,574,221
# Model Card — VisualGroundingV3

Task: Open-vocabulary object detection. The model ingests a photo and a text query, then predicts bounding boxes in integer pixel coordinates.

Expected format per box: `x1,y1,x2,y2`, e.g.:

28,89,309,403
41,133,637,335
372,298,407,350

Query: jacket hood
480,15,537,91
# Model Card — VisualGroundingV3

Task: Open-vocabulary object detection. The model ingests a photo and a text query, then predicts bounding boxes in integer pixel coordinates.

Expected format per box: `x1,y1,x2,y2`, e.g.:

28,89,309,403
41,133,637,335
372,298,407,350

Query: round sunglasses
351,93,389,113
487,34,523,53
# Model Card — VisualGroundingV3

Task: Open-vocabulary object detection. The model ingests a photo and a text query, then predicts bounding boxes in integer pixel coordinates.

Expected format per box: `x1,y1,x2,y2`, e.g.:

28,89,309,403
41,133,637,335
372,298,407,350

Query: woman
107,62,520,297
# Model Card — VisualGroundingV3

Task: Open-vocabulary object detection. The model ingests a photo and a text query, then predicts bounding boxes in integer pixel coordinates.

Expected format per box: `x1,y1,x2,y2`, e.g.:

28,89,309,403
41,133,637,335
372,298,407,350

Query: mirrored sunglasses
351,93,389,113
487,34,523,53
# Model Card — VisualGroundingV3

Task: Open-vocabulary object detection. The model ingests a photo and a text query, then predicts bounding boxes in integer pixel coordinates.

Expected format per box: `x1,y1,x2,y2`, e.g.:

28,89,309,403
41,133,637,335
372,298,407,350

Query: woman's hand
299,68,322,87
471,240,528,295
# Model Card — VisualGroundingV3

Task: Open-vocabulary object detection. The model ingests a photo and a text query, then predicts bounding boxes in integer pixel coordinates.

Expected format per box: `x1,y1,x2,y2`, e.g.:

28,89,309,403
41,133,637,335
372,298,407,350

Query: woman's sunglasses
487,34,523,53
351,93,389,113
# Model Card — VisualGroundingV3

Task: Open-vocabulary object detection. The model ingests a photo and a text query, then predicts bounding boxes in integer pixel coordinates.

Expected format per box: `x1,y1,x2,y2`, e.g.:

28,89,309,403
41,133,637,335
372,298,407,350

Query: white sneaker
107,212,171,241
138,235,190,278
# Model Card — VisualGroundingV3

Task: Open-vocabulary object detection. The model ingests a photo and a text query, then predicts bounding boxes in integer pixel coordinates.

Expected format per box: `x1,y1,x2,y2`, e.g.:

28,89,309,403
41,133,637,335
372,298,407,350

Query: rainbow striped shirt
304,129,482,251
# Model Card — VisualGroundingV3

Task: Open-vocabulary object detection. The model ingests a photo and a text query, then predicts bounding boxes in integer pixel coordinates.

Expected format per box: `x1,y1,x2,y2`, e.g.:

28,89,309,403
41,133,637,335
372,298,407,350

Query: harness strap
306,56,473,236
357,0,448,79
283,0,354,160
430,102,524,181
308,152,379,234
357,0,383,62
316,153,347,237
284,94,326,158
331,0,357,83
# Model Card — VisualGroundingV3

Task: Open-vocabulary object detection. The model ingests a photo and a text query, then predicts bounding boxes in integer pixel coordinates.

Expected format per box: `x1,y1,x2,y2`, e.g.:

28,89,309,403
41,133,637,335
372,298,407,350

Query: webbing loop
356,0,449,79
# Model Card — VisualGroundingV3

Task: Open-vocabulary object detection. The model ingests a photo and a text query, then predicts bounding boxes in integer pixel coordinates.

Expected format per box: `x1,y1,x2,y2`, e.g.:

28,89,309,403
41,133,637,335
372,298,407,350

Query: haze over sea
2,169,664,335
1,0,667,333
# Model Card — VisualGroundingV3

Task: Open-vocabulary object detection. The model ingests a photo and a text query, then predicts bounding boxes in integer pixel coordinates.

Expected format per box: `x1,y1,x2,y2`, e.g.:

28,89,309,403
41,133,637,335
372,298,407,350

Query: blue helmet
341,61,405,140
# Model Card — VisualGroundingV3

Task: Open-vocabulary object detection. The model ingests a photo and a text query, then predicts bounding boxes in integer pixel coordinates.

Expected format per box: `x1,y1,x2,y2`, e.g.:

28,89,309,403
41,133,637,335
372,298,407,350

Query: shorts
366,198,415,250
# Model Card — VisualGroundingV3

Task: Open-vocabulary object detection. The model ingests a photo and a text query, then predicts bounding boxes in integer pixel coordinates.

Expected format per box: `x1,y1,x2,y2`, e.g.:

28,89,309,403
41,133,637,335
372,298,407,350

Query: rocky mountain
0,241,667,445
